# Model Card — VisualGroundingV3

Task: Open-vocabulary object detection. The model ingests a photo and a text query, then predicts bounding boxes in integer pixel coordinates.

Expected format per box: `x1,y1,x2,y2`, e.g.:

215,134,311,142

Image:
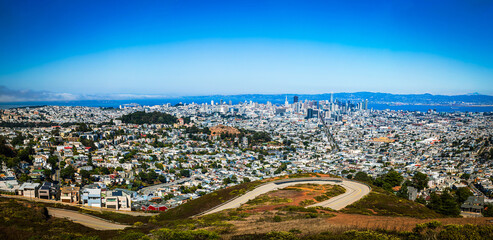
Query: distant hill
2,92,492,109
119,111,177,124
185,92,493,105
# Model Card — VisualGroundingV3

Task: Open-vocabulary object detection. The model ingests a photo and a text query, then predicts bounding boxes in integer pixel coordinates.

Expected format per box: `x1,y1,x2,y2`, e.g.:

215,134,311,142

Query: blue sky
1,0,492,101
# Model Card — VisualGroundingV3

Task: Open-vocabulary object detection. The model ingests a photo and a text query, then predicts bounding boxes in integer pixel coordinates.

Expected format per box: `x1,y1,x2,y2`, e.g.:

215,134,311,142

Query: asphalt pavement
47,207,131,230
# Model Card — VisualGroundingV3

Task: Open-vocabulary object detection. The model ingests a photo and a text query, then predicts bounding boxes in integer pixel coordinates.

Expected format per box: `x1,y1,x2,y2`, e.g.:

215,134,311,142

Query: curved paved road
308,180,370,210
202,178,370,215
48,208,131,230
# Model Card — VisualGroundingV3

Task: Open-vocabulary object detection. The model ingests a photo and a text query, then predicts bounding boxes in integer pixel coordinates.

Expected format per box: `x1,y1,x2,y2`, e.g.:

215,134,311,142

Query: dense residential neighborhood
1,98,492,215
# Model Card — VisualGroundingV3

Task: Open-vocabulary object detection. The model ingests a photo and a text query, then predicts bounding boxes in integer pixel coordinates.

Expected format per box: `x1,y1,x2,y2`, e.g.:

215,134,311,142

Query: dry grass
224,215,360,239
222,212,493,239
324,213,493,232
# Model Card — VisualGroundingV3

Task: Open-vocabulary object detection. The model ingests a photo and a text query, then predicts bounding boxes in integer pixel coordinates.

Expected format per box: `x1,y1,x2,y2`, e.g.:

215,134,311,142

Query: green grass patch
246,194,292,206
299,199,316,206
314,185,346,202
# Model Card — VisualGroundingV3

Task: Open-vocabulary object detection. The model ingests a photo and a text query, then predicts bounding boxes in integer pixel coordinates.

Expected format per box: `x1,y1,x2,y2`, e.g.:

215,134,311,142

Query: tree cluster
119,111,177,124
427,191,461,216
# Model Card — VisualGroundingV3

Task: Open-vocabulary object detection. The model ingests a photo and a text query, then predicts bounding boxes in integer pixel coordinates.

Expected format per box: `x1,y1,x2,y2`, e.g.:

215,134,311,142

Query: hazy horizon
1,1,492,100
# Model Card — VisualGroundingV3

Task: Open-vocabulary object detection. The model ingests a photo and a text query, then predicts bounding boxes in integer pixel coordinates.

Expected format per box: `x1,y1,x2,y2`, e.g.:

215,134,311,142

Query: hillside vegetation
341,187,443,218
119,111,177,124
0,198,114,240
228,221,493,240
155,180,263,221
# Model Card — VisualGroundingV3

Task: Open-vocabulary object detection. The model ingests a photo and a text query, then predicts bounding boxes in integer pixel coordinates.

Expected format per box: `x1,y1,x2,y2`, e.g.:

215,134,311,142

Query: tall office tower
330,92,333,103
364,99,368,110
285,96,289,107
229,100,232,105
295,102,301,113
307,108,314,119
211,100,214,105
220,99,224,105
293,95,299,103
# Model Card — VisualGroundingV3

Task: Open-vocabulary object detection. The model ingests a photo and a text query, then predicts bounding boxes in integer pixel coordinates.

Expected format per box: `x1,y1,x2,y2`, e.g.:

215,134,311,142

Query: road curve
202,178,370,215
308,180,370,210
47,207,131,230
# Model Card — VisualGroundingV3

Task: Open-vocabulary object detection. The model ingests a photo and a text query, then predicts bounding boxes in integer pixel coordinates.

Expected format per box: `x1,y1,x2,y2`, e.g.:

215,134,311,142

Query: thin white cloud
0,86,78,102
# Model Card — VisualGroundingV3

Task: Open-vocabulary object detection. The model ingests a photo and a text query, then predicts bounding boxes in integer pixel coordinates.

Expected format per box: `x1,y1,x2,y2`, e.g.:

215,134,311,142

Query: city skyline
1,0,493,100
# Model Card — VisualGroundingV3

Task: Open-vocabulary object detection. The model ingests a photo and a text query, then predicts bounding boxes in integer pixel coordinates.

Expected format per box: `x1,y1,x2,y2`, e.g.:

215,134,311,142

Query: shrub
277,206,317,213
265,231,298,240
305,213,318,218
133,221,144,227
150,228,220,240
342,230,400,240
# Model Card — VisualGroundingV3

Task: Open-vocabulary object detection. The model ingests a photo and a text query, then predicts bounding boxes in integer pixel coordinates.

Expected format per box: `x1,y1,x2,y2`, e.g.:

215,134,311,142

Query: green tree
439,191,460,216
397,185,409,199
461,173,471,180
223,177,233,185
80,169,91,179
180,169,191,178
158,175,167,183
0,136,16,158
454,187,473,205
17,147,34,164
18,173,30,183
412,171,429,191
11,133,25,146
483,204,493,217
72,147,78,155
43,169,52,181
145,171,157,184
100,167,110,175
383,170,403,187
87,153,93,166
60,165,75,180
427,192,442,212
155,162,164,170
353,171,373,183
47,155,58,169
